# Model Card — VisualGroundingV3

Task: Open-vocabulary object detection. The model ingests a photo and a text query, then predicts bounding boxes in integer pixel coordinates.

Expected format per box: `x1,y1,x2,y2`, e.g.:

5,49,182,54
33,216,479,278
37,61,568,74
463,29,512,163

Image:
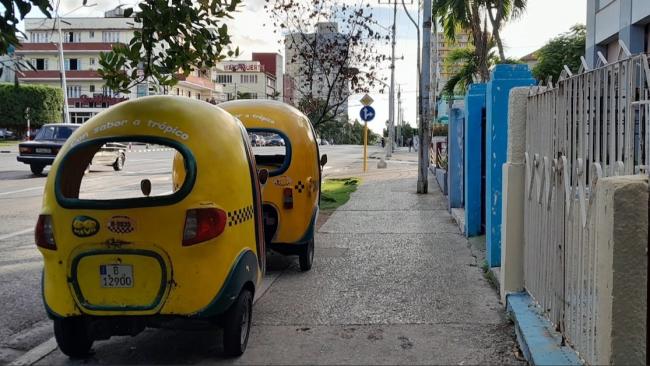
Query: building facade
434,31,471,94
252,52,283,100
214,60,278,101
586,0,650,67
16,7,220,124
284,22,349,121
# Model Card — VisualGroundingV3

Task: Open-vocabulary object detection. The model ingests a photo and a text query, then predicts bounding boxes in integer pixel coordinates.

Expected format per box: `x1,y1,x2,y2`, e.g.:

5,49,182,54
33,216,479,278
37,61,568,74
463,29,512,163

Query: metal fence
524,48,650,364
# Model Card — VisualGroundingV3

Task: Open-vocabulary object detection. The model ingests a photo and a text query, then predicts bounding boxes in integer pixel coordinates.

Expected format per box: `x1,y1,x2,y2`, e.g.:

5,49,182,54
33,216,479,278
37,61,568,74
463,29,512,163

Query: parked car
266,137,285,146
249,134,265,147
17,124,80,175
0,128,16,139
89,142,127,171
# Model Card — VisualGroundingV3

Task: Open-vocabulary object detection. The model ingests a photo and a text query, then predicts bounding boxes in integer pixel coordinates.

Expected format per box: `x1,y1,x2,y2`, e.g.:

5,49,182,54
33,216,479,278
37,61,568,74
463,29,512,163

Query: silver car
90,142,127,171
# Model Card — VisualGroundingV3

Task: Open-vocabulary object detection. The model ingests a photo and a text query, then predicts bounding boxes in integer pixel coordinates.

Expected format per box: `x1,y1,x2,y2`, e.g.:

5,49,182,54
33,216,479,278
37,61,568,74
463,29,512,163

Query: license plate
100,264,133,288
35,148,51,154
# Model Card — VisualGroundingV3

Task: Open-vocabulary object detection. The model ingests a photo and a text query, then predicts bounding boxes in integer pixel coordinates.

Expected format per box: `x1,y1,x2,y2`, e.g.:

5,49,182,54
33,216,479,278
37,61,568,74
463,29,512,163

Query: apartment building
434,31,471,94
15,7,220,123
214,60,278,100
586,0,650,67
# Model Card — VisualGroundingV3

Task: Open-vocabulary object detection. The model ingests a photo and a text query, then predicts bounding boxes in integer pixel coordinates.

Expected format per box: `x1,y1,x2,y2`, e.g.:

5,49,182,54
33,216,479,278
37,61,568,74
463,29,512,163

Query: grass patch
0,140,19,147
481,260,499,290
320,178,360,211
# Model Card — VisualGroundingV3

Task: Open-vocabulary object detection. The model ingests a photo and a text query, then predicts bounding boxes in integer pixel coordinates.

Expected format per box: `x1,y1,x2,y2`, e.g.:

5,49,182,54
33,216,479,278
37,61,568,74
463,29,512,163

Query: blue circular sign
360,106,375,122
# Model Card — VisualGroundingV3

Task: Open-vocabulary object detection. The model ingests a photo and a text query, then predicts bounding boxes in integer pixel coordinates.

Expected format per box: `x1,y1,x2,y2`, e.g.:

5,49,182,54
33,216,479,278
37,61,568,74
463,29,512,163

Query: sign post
359,95,375,172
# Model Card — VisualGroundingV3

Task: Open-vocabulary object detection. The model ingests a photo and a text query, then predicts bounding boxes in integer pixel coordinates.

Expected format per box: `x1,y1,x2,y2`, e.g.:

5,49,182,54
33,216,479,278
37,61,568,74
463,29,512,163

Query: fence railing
524,49,650,364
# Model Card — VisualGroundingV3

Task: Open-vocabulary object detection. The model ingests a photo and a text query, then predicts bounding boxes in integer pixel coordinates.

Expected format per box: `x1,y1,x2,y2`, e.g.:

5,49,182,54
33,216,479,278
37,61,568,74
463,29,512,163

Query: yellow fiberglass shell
219,100,320,245
39,96,264,318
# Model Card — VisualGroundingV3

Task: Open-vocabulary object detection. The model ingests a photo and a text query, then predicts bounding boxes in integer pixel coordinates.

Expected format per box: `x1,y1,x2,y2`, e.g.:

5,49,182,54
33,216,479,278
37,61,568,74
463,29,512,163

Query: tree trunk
487,7,506,62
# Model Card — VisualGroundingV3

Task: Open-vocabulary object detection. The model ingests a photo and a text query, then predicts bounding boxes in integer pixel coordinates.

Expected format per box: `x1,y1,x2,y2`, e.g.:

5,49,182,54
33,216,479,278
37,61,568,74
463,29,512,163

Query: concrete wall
448,108,464,211
499,87,531,301
593,175,648,365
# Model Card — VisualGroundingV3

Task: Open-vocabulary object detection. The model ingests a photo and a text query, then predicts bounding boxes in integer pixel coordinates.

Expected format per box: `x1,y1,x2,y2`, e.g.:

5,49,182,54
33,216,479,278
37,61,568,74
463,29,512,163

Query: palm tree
432,0,491,81
441,47,479,98
485,0,528,61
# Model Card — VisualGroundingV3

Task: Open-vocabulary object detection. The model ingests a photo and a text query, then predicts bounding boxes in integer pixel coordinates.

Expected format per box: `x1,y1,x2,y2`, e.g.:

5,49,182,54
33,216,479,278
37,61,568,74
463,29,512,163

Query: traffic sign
360,106,375,122
360,94,374,106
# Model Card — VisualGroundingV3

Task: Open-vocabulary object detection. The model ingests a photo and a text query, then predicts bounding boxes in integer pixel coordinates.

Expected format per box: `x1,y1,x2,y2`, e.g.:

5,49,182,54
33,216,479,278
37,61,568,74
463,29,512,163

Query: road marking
0,186,43,197
8,337,56,366
0,228,33,241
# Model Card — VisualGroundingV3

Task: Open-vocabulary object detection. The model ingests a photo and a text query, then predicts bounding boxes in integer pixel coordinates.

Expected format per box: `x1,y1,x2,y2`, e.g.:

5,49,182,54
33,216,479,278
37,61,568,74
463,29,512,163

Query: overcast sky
22,0,587,133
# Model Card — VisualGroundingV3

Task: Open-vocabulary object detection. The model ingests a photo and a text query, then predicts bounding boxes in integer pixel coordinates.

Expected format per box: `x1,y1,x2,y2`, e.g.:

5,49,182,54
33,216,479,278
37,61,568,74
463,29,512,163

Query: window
102,31,120,43
65,58,80,71
176,88,180,95
248,129,290,176
197,93,201,100
89,31,95,38
89,57,96,66
30,32,49,43
89,85,95,93
226,93,233,100
64,32,81,43
67,85,82,98
188,91,192,98
216,74,232,84
56,138,195,209
31,58,48,71
36,125,78,141
240,74,258,84
102,86,120,97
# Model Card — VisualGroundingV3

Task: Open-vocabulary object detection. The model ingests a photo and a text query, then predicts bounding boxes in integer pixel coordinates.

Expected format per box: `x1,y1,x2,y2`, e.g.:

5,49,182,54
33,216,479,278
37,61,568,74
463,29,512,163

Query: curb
506,292,582,365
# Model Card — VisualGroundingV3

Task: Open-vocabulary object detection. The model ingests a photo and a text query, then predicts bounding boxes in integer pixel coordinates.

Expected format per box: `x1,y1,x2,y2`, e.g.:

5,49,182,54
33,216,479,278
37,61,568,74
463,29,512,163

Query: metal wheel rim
240,300,251,346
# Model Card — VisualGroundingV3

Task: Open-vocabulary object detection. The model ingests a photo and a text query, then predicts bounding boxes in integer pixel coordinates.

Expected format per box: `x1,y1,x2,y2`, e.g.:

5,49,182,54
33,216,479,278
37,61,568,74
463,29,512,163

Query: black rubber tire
222,289,253,357
113,154,125,171
30,164,44,175
298,239,314,272
53,317,93,358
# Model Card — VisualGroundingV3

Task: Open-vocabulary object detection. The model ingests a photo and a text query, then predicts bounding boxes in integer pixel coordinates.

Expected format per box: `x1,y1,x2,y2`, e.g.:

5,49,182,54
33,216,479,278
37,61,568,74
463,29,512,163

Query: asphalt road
0,143,380,364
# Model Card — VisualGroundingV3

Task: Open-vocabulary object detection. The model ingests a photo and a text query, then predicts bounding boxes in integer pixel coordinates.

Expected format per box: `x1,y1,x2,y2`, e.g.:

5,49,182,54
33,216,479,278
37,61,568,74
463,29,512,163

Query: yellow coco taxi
36,96,266,358
220,100,327,271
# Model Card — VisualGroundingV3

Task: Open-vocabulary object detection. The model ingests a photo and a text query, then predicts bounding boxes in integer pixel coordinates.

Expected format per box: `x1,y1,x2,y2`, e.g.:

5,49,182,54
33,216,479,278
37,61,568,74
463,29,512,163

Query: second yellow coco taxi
220,100,327,271
37,96,266,358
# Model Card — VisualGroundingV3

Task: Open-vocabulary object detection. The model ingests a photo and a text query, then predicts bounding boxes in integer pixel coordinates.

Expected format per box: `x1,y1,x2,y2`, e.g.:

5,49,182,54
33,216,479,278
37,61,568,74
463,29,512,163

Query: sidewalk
238,164,523,364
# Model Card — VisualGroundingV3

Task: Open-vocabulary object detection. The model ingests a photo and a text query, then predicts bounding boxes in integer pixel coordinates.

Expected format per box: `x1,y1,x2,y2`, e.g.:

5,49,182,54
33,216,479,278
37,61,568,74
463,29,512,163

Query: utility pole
397,85,402,147
418,0,433,193
387,0,397,158
56,15,70,124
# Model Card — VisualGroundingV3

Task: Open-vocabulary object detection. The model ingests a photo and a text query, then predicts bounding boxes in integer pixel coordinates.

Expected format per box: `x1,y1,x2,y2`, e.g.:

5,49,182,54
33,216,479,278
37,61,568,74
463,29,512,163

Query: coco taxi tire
53,317,94,358
222,289,253,357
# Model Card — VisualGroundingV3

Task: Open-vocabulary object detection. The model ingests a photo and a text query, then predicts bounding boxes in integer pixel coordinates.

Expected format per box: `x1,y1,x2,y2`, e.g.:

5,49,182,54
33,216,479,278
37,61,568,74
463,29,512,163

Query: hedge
0,83,64,131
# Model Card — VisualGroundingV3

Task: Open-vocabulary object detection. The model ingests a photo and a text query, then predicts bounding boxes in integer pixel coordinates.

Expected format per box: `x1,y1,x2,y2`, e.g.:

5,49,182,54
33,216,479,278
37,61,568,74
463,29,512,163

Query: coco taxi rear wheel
53,317,94,358
299,238,315,272
222,289,253,357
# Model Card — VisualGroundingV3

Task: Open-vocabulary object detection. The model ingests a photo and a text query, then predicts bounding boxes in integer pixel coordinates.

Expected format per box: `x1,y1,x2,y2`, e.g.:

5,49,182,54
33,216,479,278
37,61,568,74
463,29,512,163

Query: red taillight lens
182,208,227,246
35,215,56,250
19,146,33,154
283,188,293,209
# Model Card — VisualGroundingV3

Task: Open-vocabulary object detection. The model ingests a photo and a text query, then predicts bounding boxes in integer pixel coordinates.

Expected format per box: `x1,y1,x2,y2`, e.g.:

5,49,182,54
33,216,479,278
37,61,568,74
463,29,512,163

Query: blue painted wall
448,108,464,211
485,65,535,267
464,83,486,237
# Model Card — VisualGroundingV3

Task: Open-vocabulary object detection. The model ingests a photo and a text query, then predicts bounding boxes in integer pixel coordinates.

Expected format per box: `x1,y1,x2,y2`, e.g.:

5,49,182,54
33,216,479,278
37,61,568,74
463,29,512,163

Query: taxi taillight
182,208,226,246
283,188,293,209
35,215,56,250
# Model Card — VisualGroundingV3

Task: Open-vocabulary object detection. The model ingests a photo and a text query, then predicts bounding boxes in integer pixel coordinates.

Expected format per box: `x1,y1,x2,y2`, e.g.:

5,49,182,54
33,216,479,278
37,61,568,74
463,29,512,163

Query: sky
20,0,587,133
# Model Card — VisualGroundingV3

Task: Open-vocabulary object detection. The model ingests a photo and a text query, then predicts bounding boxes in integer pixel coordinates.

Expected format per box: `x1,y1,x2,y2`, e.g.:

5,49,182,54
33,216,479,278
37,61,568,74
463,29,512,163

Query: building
519,50,539,70
15,6,220,124
434,31,471,94
252,52,283,100
214,60,278,100
586,0,650,68
284,22,349,121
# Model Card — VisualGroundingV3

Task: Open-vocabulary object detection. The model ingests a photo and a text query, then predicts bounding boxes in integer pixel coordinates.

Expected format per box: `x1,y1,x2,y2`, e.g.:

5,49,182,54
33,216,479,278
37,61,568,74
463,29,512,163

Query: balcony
16,42,115,52
18,70,103,80
176,74,216,91
68,94,128,108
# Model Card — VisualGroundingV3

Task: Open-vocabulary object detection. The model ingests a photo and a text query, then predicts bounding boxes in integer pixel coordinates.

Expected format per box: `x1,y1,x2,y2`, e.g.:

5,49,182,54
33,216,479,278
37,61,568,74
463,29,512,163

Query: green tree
0,0,51,52
236,91,255,100
99,0,241,93
532,25,586,83
0,83,63,131
485,0,528,61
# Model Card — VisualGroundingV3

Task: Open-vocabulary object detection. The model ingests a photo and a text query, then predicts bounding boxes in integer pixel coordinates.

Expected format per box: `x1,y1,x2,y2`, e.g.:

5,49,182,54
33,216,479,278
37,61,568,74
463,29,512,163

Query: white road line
0,186,43,197
8,337,56,366
0,228,34,241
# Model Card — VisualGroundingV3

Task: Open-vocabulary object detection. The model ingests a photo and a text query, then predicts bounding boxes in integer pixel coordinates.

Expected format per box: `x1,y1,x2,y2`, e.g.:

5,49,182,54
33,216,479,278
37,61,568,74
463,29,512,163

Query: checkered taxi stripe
228,205,254,227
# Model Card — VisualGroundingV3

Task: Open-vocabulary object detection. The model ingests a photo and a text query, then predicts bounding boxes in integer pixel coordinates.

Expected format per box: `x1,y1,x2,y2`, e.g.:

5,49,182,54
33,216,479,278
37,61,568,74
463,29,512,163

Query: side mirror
140,179,152,197
320,154,328,167
258,169,269,186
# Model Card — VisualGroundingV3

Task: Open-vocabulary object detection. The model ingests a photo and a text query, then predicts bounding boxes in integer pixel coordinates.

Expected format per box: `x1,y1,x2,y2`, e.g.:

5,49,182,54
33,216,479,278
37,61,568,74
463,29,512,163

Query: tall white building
15,7,222,123
284,22,349,121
